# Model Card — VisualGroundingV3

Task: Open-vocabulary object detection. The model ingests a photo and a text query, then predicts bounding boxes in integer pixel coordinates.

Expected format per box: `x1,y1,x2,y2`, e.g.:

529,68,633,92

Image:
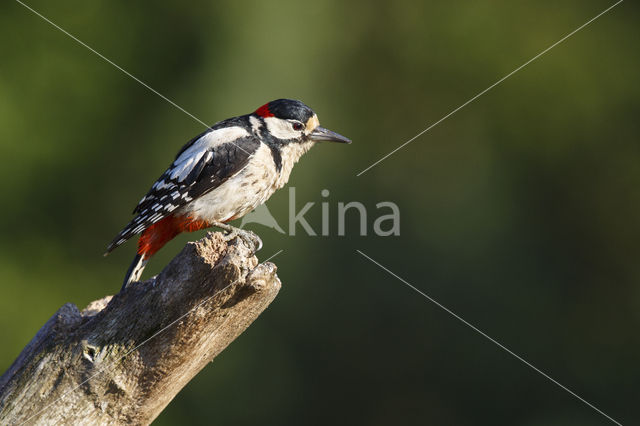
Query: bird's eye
292,122,304,131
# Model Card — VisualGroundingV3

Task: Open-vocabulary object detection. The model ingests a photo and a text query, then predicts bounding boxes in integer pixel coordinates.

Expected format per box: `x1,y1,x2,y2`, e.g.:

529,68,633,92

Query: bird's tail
121,253,148,292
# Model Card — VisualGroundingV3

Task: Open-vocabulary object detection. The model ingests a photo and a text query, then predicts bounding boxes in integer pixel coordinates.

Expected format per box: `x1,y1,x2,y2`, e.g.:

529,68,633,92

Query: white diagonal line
356,0,623,176
13,0,210,129
356,249,622,426
18,276,240,426
13,0,251,156
20,247,283,426
263,249,284,263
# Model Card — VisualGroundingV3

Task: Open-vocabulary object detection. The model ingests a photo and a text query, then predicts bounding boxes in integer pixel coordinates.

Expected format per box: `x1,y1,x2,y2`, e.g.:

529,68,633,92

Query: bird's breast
275,141,314,189
182,142,311,223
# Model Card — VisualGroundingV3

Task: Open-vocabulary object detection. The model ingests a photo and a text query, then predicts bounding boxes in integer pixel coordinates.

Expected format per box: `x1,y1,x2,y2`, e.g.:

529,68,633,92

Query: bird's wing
105,126,260,254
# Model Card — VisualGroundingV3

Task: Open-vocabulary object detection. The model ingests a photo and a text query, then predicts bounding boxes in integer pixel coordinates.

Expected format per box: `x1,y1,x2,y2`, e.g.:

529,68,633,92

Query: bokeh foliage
1,1,639,424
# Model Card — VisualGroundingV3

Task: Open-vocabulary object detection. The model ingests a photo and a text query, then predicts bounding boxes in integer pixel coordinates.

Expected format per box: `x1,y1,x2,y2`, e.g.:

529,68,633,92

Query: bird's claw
239,229,263,252
213,222,262,253
228,228,263,253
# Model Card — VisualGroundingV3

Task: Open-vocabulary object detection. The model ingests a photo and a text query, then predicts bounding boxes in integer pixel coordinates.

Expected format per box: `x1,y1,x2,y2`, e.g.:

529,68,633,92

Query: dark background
1,1,638,425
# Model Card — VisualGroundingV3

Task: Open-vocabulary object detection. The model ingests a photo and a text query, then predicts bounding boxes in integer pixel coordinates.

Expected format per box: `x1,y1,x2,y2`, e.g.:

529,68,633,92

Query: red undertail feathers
137,215,210,259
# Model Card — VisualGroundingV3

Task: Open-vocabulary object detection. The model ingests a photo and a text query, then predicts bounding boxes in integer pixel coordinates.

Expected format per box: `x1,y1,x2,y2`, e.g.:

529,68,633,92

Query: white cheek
264,117,298,139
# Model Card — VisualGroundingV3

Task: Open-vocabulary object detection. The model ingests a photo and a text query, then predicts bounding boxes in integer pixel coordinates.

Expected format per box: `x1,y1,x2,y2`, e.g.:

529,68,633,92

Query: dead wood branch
0,232,281,425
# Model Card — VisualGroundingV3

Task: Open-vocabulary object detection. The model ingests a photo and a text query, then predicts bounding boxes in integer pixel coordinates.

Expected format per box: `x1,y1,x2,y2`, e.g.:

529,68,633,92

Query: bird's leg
211,222,263,252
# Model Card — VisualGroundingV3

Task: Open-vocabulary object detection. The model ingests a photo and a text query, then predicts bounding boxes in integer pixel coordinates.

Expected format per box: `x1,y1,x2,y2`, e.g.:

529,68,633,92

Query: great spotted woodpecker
105,99,351,290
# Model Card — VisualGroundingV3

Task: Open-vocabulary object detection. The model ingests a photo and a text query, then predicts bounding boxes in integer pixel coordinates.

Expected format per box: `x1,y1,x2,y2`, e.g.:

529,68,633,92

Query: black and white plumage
105,99,351,290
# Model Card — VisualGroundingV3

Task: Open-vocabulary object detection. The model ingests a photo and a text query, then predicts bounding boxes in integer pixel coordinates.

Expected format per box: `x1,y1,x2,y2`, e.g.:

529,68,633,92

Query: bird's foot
212,222,263,253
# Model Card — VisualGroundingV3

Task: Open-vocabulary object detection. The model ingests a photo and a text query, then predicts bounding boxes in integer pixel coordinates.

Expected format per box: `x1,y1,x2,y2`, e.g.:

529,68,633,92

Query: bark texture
0,232,281,425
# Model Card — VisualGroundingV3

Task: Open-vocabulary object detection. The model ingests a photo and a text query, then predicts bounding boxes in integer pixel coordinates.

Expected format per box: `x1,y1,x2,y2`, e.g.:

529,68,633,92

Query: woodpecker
105,99,351,290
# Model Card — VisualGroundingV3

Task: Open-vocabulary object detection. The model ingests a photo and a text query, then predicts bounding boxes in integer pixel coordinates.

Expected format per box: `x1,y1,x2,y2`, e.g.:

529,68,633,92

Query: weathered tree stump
0,232,281,425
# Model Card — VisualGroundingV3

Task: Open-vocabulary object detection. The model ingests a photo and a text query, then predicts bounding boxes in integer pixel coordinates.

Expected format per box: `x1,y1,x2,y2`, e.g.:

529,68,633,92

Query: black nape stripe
258,123,286,172
268,144,282,172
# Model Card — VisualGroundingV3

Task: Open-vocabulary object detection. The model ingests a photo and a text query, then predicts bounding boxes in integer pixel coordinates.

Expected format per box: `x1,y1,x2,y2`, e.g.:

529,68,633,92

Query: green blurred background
1,0,639,424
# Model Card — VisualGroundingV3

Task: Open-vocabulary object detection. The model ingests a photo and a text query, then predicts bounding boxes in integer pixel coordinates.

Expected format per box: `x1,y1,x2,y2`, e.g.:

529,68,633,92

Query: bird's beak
310,126,352,144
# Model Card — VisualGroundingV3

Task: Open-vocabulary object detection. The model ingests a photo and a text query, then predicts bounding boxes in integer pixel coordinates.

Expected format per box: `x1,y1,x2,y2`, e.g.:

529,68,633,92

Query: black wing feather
105,132,260,255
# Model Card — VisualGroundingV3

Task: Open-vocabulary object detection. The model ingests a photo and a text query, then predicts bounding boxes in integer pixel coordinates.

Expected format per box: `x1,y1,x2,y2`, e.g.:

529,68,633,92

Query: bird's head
253,99,351,145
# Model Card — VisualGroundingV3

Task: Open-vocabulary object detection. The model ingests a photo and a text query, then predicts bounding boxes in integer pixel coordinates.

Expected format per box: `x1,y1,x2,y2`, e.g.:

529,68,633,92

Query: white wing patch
106,125,257,254
169,127,248,182
178,127,249,161
169,150,206,181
